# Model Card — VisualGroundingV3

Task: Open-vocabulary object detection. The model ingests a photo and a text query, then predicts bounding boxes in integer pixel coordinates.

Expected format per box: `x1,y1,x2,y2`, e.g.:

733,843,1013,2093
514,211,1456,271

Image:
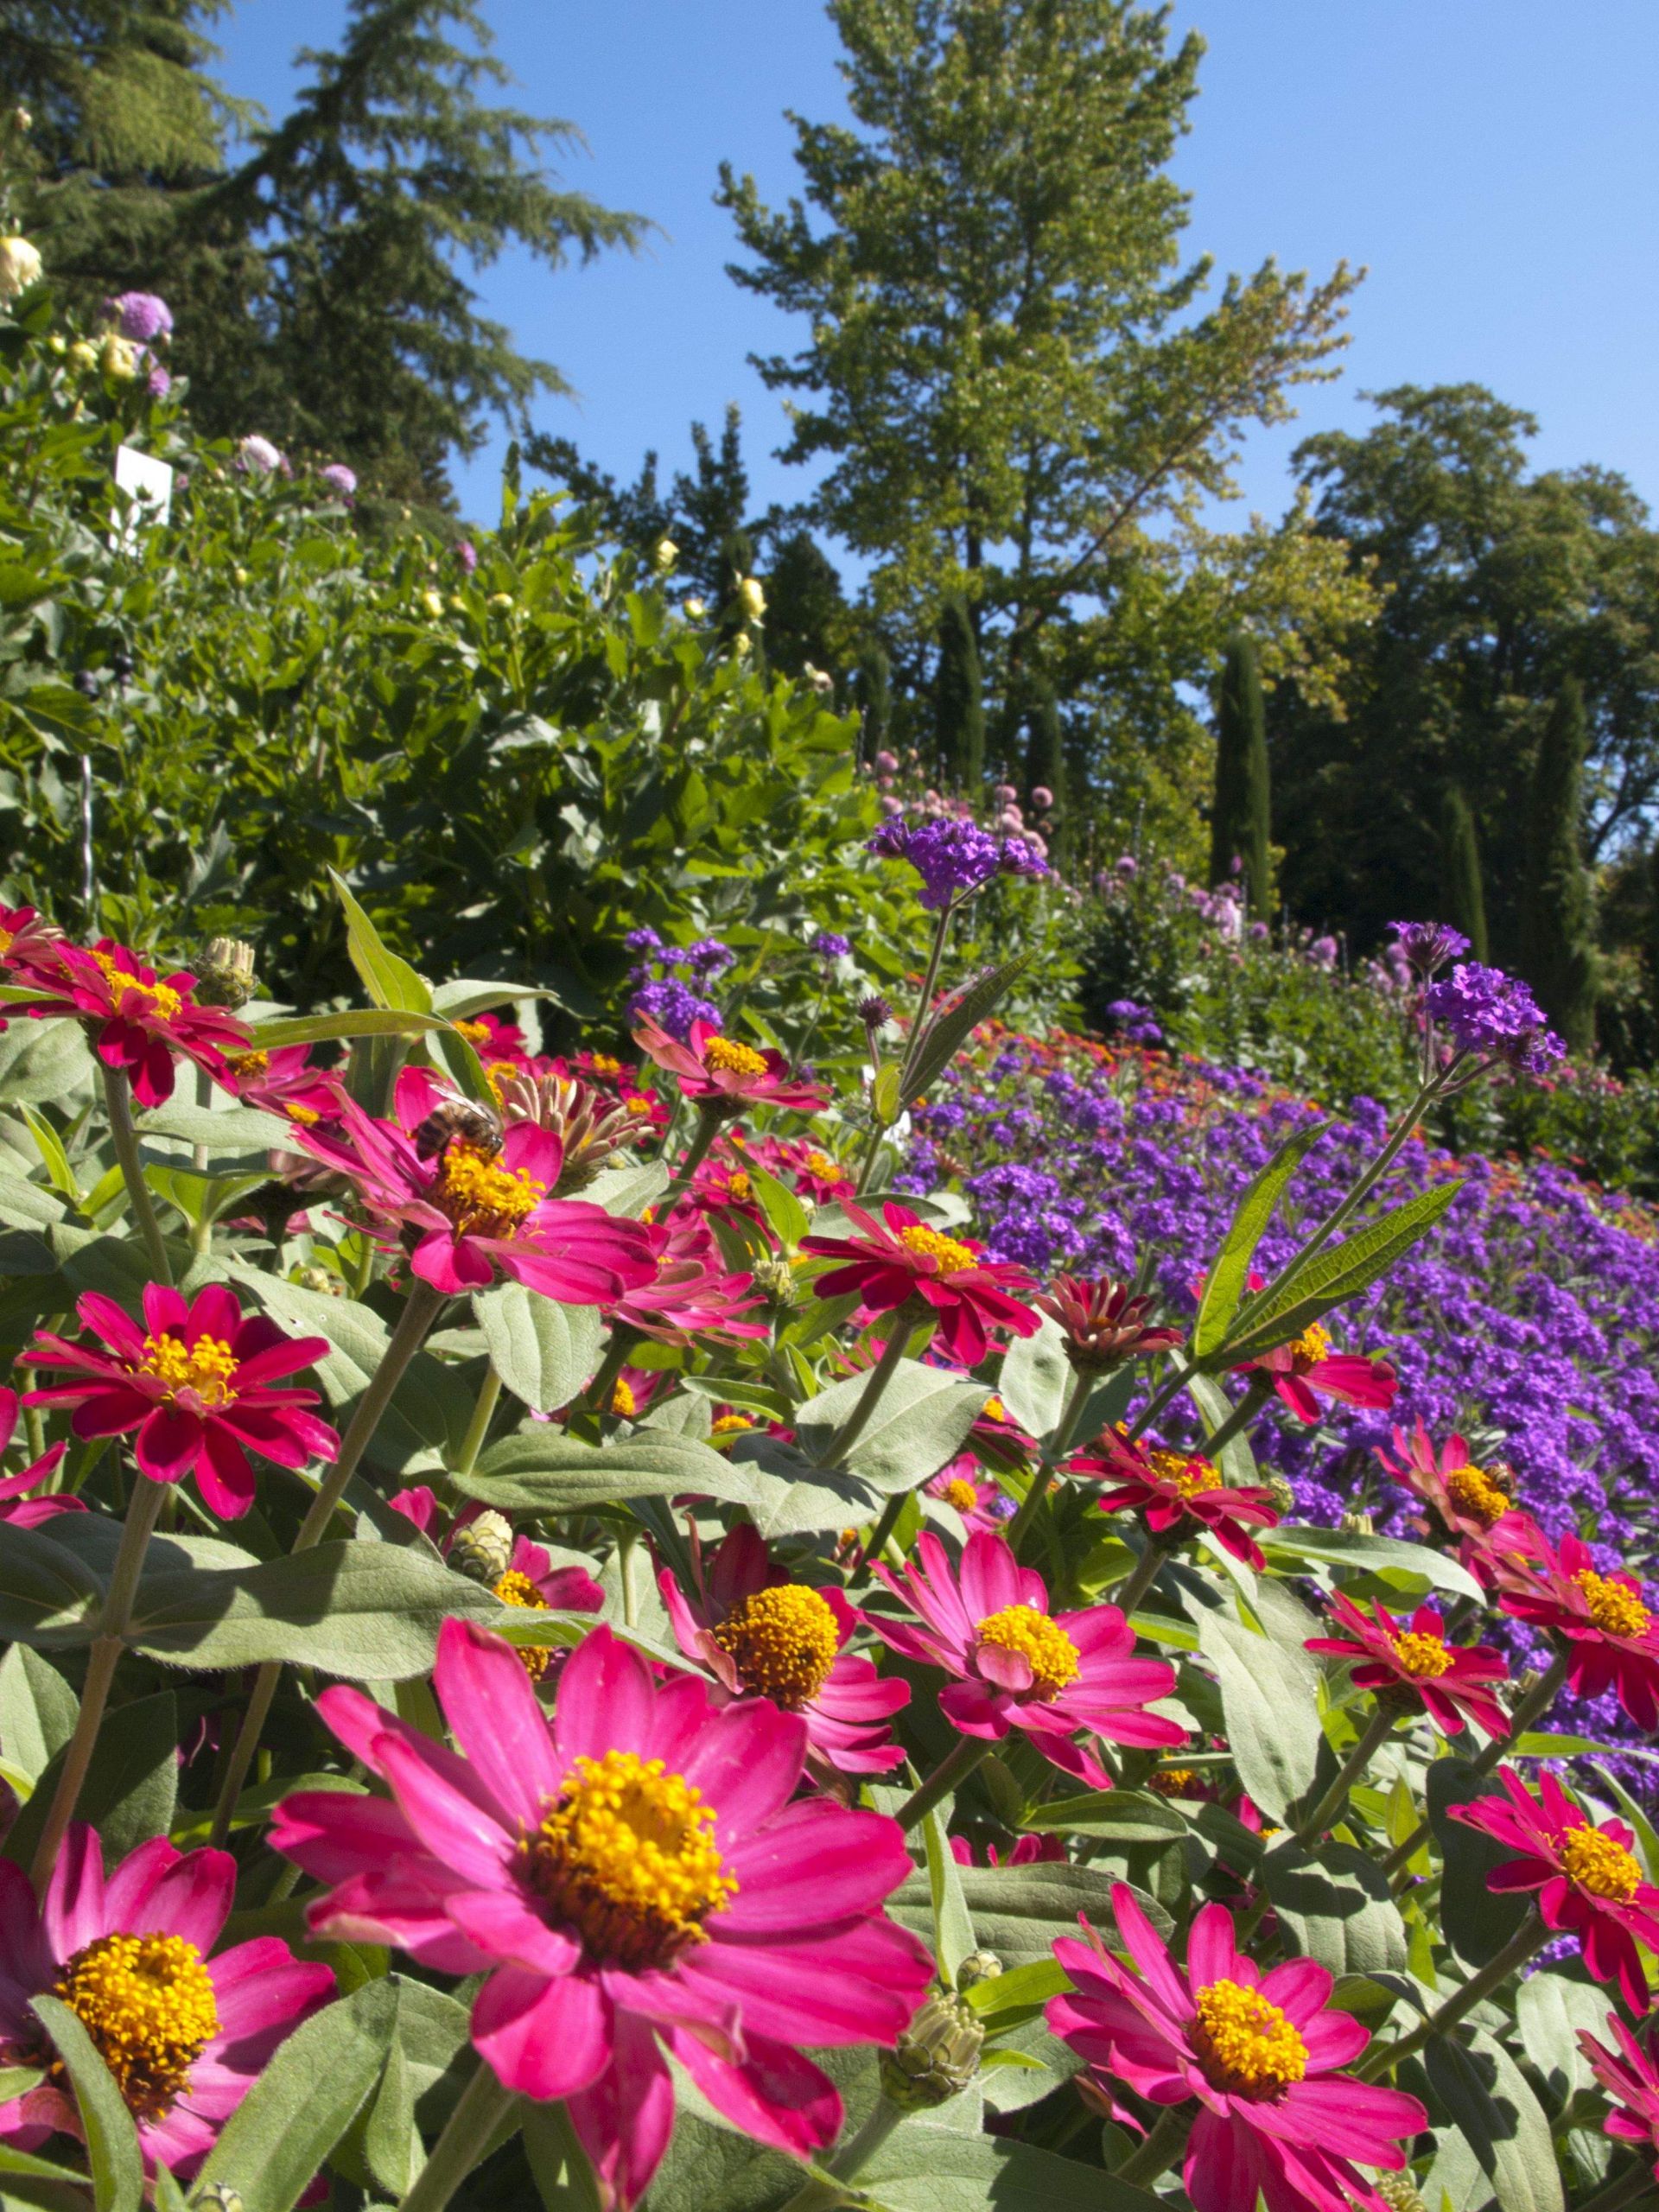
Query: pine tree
764,531,845,682
1439,787,1490,964
935,594,983,789
1522,678,1598,1052
1025,685,1067,866
670,407,751,600
855,643,893,765
1210,634,1271,918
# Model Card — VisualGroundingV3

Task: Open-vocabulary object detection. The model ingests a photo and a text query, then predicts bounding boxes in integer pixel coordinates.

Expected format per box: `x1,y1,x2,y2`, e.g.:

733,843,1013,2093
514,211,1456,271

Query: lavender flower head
455,538,479,575
1000,835,1051,882
1426,962,1566,1073
105,291,172,344
1389,919,1471,977
682,938,735,979
627,976,720,1043
857,993,894,1031
869,816,1007,908
236,434,284,477
810,930,852,962
319,463,357,501
145,359,171,399
624,925,664,957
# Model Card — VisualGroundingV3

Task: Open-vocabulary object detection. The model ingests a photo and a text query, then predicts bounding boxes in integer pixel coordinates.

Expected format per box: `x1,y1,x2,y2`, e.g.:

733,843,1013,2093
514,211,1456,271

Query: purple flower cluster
868,816,1049,910
626,976,718,1042
810,930,852,962
1427,961,1566,1074
624,930,735,1039
1103,998,1164,1046
104,291,172,344
1389,919,1470,976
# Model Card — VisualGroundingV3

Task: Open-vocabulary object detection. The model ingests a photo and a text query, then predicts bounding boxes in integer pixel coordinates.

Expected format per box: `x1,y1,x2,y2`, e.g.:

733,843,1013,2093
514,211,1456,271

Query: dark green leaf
996,1315,1071,1441
29,1995,142,2212
1428,1761,1530,1967
1193,1116,1331,1356
1424,2024,1566,2212
459,1429,770,1511
904,955,1033,1105
1257,1840,1408,1976
327,868,432,1014
0,1522,103,1647
4,1690,176,1872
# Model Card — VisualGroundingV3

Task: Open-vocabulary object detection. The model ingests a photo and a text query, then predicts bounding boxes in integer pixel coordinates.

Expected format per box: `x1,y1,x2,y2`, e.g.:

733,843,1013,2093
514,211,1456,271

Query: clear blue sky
211,0,1659,537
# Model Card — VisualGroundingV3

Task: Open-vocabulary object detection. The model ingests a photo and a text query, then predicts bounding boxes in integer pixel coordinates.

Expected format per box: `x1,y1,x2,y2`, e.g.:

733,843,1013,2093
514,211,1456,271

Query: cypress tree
855,643,893,765
1439,787,1490,964
1025,684,1067,867
1210,633,1271,919
1522,678,1598,1052
935,594,983,790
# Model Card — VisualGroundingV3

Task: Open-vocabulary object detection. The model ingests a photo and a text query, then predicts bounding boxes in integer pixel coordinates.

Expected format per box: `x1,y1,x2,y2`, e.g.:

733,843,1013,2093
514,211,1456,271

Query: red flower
1032,1275,1183,1370
1496,1529,1659,1731
216,1043,340,1130
660,1524,908,1780
450,1010,531,1066
0,1386,77,1529
801,1200,1039,1366
0,904,62,978
289,1067,658,1301
872,1529,1183,1788
1449,1766,1659,2012
749,1133,854,1205
1230,1277,1395,1424
1304,1593,1510,1739
1579,2013,1659,2183
1374,1420,1522,1542
1047,1884,1427,2212
22,1284,337,1519
14,939,249,1107
632,1014,828,1114
1071,1432,1281,1570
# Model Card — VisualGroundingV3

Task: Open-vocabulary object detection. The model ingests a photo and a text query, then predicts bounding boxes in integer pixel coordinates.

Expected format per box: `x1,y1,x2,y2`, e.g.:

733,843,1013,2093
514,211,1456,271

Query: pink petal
435,1619,561,1827
720,1801,916,1932
471,1965,611,2101
445,1891,582,1978
553,1627,658,1768
135,1405,200,1484
374,1734,518,1887
664,2026,840,2160
567,2012,674,2212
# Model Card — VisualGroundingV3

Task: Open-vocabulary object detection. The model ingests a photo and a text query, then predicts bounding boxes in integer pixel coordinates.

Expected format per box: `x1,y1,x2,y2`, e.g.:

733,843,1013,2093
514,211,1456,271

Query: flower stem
1196,1372,1274,1462
775,2096,907,2210
583,1324,639,1422
397,2054,518,2212
1575,2158,1656,2212
658,1105,723,1214
1288,1703,1395,1850
29,1471,168,1894
1113,1530,1176,1622
1113,2104,1189,2186
856,904,954,1196
1358,1908,1548,2077
1007,1365,1093,1562
101,1062,171,1284
896,1733,992,1833
811,1325,912,1471
452,1364,502,1484
209,1279,446,1847
857,1488,907,1571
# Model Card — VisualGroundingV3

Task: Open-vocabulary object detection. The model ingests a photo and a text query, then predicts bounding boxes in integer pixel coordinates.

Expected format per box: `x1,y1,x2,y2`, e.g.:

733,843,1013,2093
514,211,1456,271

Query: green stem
811,1325,912,1471
1358,1909,1547,2078
1006,1364,1093,1562
584,1325,639,1421
1113,2104,1189,2186
209,1280,446,1847
1196,1372,1274,1462
397,2054,518,2212
1113,1531,1175,1621
775,2097,907,2211
452,1365,502,1484
1383,1647,1573,1884
101,1062,171,1284
657,1106,724,1215
1575,2158,1656,2212
29,1473,168,1893
896,1733,991,1833
1289,1704,1395,1850
856,903,955,1197
857,1489,907,1572
1126,1356,1196,1443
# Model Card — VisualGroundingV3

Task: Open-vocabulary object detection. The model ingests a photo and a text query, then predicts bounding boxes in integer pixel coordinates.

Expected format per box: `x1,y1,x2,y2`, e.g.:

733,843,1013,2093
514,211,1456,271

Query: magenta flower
1047,1885,1426,2212
871,1530,1182,1788
1495,1529,1659,1732
1304,1593,1510,1739
14,939,250,1107
289,1067,657,1300
1072,1433,1281,1570
801,1200,1040,1366
613,1211,767,1346
1448,1766,1659,2012
0,904,62,979
217,1042,341,1129
1238,1324,1396,1425
632,1014,829,1114
271,1622,932,2209
0,1386,75,1529
1375,1419,1521,1541
0,1825,333,2177
22,1283,337,1519
660,1524,908,1781
1579,2013,1659,2183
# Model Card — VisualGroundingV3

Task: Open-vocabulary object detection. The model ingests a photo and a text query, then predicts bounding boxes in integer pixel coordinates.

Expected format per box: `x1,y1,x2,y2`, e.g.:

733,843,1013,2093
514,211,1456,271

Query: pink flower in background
1579,2013,1659,2183
12,939,249,1106
802,1200,1039,1365
613,1211,767,1346
632,1015,828,1115
273,1622,931,2209
1304,1594,1510,1738
0,1387,76,1529
1230,1277,1396,1424
1074,1433,1281,1570
1495,1528,1659,1732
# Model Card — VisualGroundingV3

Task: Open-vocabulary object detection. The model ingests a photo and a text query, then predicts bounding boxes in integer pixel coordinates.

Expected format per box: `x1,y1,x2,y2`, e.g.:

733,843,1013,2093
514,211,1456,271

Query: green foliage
764,529,845,684
1438,786,1490,963
1023,685,1066,864
935,593,983,789
855,639,893,760
1522,677,1598,1052
1209,632,1271,918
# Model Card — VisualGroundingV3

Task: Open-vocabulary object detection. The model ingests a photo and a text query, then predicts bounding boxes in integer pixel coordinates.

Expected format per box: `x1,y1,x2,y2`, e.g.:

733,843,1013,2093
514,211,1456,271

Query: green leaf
996,1314,1071,1441
473,1284,602,1414
523,2102,603,2212
0,2136,83,2183
794,1359,988,1492
434,1021,496,1108
247,1009,450,1047
1193,1116,1331,1356
191,1980,400,2212
29,1994,143,2212
1428,1761,1530,1967
1424,2023,1566,2212
904,954,1033,1105
891,1862,1166,1969
1262,1525,1484,1603
0,1646,77,1786
962,1957,1071,2022
587,1160,669,1217
1515,1972,1616,2112
920,1804,976,1986
745,1161,809,1249
872,1060,903,1126
858,2120,1162,2209
1023,1789,1189,1843
128,1543,499,1680
459,1429,771,1512
18,1108,79,1205
137,1103,296,1153
3,1690,176,1873
0,1522,103,1647
1197,1610,1324,1825
327,868,432,1014
1256,1840,1408,1976
1185,1370,1257,1490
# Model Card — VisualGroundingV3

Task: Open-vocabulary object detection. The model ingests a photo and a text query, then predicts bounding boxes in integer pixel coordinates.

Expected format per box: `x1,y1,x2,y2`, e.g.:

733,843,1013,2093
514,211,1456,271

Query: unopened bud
1372,2175,1427,2212
1339,1509,1374,1536
1263,1471,1295,1515
449,1510,514,1586
190,2190,244,2212
195,937,259,1007
879,1993,983,2109
296,1267,341,1297
750,1256,799,1310
956,1949,1003,1991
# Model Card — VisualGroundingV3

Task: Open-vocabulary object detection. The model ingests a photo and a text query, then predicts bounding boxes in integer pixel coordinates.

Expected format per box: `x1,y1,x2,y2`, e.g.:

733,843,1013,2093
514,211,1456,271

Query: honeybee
413,1096,504,1163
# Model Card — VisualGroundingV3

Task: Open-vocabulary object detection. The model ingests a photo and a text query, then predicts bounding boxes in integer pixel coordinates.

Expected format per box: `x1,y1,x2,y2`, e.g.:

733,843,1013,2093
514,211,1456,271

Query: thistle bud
956,1949,1003,1992
195,938,259,1007
878,1993,983,2109
449,1510,514,1586
857,994,894,1032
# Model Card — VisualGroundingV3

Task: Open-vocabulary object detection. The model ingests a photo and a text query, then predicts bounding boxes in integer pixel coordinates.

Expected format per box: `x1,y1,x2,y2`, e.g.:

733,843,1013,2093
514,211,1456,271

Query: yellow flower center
56,1932,219,2124
982,1396,1007,1424
433,1140,543,1241
136,1332,239,1406
942,1476,979,1512
609,1378,637,1418
974,1605,1080,1699
702,1036,768,1079
0,928,12,957
1574,1569,1652,1641
710,1412,753,1435
1445,1463,1514,1529
1390,1630,1452,1679
92,950,181,1024
1147,1447,1222,1498
1561,1825,1643,1903
522,1750,737,1969
226,1049,270,1081
711,1585,840,1707
1286,1322,1332,1374
899,1223,977,1274
1149,1767,1203,1798
454,1019,489,1046
590,1054,622,1078
284,1102,320,1125
725,1171,753,1202
804,1150,839,1179
493,1567,550,1680
1192,1979,1308,2100
625,1096,652,1116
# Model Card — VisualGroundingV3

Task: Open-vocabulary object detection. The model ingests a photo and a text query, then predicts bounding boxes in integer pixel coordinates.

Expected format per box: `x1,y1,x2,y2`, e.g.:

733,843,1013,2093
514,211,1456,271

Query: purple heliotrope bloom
868,816,1048,909
1389,919,1470,976
1426,962,1565,1073
627,976,721,1043
810,930,851,961
105,291,172,343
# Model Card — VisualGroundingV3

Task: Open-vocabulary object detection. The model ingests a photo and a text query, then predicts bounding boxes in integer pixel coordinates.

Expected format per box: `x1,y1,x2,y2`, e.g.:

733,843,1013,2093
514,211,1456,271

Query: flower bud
421,588,445,618
736,576,766,625
956,1948,1003,1991
0,237,43,302
1372,2176,1427,2212
683,595,706,619
296,1268,341,1297
190,2189,244,2212
1263,1471,1295,1515
653,537,678,572
68,339,99,371
1339,1509,1374,1536
879,1993,983,2108
750,1256,800,1310
195,938,259,1008
448,1510,514,1586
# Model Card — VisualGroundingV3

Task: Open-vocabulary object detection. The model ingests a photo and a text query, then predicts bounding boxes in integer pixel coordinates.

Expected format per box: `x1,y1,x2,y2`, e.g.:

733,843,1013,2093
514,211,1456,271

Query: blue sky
212,0,1659,536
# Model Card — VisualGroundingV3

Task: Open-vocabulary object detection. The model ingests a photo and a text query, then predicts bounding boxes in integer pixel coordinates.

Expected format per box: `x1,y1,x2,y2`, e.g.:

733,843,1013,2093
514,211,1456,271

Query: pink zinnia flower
613,1211,767,1347
632,1014,829,1115
389,1488,604,1681
949,1832,1065,1867
1579,2013,1659,2183
271,1622,931,2209
14,939,250,1107
1047,1884,1426,2212
660,1524,908,1780
0,904,62,979
1230,1276,1395,1424
216,1042,340,1130
1304,1593,1510,1738
1448,1766,1659,2012
0,1386,76,1529
871,1530,1182,1788
451,1009,531,1067
22,1283,337,1518
1494,1529,1659,1731
800,1200,1039,1366
750,1133,854,1205
0,1825,333,2177
288,1066,657,1300
1072,1432,1281,1570
926,1456,1009,1533
1374,1420,1522,1545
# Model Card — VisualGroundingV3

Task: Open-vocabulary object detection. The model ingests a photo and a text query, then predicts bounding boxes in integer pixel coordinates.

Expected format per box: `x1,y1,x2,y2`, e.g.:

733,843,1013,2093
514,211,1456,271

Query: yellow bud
653,537,678,572
99,333,138,381
737,576,766,624
421,589,445,618
0,236,43,302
